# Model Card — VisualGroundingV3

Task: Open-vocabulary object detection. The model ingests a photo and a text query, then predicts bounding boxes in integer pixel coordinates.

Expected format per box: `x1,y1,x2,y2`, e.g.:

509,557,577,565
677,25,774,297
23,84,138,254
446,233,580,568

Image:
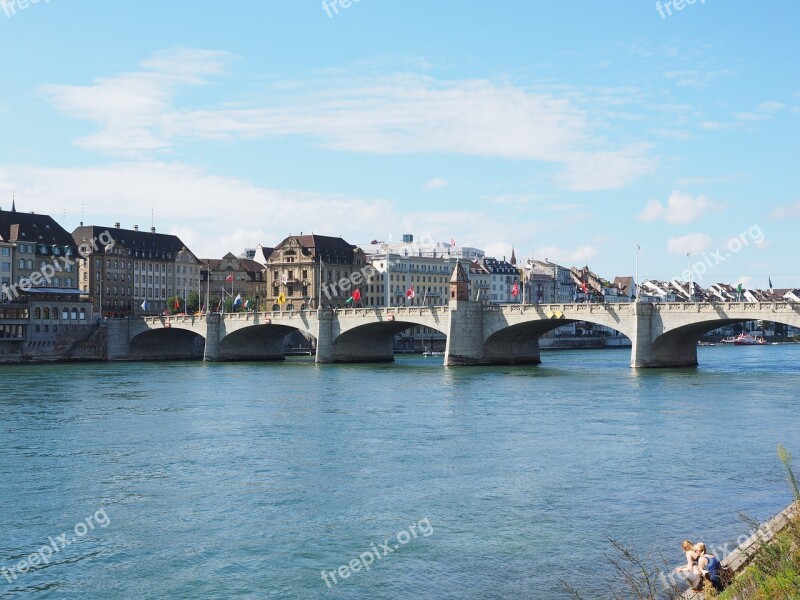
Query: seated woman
674,540,703,590
695,542,723,591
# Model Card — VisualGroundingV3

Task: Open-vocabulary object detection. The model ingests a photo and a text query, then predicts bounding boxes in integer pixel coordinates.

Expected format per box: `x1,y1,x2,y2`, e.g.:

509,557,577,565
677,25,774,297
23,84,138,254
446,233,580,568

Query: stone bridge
104,300,800,368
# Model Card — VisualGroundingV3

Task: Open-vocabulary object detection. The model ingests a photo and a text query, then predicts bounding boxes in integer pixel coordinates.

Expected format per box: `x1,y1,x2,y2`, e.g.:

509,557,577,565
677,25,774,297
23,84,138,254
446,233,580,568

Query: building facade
72,223,199,316
263,235,364,310
200,253,268,309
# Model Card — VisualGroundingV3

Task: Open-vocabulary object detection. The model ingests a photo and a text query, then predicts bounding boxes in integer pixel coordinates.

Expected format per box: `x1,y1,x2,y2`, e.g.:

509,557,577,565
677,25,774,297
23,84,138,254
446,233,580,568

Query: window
1,263,8,272
34,307,41,319
1,248,8,257
80,308,86,320
71,308,78,320
62,308,69,320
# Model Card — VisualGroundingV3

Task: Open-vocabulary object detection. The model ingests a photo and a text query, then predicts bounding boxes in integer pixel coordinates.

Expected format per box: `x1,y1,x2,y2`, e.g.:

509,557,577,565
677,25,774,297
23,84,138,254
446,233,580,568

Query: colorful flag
511,281,519,297
450,238,456,247
174,297,181,310
141,299,148,311
581,281,588,294
244,298,251,310
406,286,415,299
225,273,234,282
277,292,286,304
233,293,242,307
280,271,288,285
352,288,361,302
346,295,354,304
737,282,743,293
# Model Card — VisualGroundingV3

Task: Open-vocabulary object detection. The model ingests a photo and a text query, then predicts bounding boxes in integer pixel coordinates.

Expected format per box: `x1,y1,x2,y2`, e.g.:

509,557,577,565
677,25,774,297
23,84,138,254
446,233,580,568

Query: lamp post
635,243,640,303
687,252,692,302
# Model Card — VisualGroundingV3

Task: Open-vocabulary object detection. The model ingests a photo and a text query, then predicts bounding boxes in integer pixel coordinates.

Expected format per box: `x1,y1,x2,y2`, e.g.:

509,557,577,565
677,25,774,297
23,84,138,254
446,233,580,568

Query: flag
280,271,288,285
450,238,456,247
225,274,234,282
174,297,180,310
352,288,361,302
346,295,354,304
277,292,286,304
406,286,415,299
141,299,148,311
243,298,251,310
769,277,773,291
581,281,588,294
511,280,519,297
233,293,242,307
737,282,743,293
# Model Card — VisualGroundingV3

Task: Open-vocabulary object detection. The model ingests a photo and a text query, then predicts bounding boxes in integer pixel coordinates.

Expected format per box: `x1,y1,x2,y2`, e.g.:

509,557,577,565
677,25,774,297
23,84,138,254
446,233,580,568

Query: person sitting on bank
695,542,723,591
674,540,703,590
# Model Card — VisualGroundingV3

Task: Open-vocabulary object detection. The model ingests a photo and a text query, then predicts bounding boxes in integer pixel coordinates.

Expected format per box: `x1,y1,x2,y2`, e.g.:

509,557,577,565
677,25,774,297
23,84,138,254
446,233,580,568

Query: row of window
32,307,87,321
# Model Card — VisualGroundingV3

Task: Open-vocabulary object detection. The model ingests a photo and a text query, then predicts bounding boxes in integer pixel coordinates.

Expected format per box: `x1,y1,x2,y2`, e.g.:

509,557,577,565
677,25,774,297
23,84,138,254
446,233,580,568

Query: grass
714,445,800,600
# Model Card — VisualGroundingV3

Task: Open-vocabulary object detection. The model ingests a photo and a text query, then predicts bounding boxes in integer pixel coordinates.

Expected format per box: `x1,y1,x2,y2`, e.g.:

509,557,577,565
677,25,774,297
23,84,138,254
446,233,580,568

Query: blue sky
0,0,798,288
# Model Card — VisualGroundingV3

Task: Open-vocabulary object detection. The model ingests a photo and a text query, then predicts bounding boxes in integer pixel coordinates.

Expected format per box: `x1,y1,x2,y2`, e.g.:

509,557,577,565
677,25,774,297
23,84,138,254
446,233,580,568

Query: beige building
262,235,365,310
200,252,268,309
73,223,199,316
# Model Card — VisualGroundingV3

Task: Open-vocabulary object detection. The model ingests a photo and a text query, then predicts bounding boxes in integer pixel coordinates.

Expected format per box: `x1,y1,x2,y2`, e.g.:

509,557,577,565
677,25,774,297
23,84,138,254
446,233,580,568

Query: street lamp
687,252,692,302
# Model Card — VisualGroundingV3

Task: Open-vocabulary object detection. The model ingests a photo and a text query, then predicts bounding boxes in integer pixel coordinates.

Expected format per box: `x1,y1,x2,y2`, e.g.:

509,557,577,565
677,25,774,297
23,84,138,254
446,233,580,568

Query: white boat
721,333,767,346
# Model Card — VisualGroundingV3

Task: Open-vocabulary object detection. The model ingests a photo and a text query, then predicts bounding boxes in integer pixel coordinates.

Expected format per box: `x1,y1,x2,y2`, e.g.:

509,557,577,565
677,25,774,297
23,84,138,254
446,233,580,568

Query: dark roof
270,234,355,263
72,225,191,259
481,257,517,275
0,208,79,254
450,261,469,283
256,246,273,262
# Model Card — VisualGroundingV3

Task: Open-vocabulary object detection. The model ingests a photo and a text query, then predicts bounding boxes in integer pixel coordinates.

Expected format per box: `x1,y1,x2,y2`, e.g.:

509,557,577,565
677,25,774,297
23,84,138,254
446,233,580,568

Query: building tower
449,260,470,302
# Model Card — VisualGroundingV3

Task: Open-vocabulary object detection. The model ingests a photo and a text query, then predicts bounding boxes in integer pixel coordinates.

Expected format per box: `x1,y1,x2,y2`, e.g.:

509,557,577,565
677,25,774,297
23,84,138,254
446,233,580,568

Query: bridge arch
317,307,449,363
477,304,635,365
129,328,205,360
218,323,316,361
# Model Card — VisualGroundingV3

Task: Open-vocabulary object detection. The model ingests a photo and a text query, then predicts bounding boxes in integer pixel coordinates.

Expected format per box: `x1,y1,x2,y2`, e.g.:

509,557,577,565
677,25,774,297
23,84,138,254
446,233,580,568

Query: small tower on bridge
450,260,470,303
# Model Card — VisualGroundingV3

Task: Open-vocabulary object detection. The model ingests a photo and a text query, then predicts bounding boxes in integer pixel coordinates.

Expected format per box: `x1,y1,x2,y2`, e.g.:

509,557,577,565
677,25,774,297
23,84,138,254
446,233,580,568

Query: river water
1,345,799,599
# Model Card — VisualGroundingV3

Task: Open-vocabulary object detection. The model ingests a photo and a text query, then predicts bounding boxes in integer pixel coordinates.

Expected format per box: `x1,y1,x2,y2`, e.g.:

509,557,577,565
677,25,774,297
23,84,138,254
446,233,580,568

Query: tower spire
11,194,16,212
510,246,517,266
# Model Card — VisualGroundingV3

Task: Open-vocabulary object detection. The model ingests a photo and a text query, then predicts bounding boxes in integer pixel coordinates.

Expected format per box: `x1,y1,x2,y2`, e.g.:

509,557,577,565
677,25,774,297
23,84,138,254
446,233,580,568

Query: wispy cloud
768,201,800,220
39,47,655,191
637,190,722,224
667,233,713,255
422,177,449,190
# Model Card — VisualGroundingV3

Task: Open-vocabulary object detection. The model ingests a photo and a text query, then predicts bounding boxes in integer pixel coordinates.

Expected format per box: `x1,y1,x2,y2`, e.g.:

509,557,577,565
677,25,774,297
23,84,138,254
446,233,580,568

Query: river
1,345,799,598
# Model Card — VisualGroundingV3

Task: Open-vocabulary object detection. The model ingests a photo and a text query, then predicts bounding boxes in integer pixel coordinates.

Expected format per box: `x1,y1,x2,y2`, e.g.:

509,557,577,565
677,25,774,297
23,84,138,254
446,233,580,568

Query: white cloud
769,202,800,220
38,48,654,191
0,160,547,262
667,233,713,255
636,191,722,224
422,177,449,190
534,244,598,266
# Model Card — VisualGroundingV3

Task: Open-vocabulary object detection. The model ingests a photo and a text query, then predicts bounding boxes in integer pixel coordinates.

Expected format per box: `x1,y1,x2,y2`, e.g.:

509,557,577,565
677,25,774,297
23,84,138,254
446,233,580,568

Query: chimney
150,226,156,233
133,225,139,231
115,222,120,228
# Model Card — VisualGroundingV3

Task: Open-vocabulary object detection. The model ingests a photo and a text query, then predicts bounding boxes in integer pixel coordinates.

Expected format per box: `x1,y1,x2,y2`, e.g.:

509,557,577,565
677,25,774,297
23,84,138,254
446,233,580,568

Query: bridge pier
444,301,487,365
203,313,221,362
630,302,698,368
